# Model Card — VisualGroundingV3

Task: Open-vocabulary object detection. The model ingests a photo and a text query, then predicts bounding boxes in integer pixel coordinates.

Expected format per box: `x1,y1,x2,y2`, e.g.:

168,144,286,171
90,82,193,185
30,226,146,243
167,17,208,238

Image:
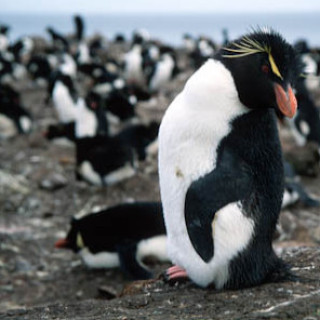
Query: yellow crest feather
268,53,283,80
222,36,283,80
76,233,85,248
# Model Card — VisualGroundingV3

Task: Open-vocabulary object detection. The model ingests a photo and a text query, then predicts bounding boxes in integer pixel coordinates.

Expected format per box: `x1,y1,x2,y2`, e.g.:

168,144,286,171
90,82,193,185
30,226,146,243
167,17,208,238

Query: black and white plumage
294,40,320,92
104,88,137,123
55,202,168,279
75,135,136,186
75,121,159,185
123,41,145,85
74,15,85,42
74,91,109,139
147,51,178,93
45,122,76,143
0,84,32,138
286,78,320,148
46,27,69,52
0,25,9,52
0,54,14,83
46,88,108,143
9,36,34,63
49,72,79,124
27,55,52,82
282,161,319,208
159,29,301,289
115,121,160,161
189,36,216,69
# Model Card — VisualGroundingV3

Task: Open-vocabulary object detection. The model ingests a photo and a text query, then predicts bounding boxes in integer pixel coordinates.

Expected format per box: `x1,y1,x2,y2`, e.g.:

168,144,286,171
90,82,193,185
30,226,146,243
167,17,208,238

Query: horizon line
1,10,320,15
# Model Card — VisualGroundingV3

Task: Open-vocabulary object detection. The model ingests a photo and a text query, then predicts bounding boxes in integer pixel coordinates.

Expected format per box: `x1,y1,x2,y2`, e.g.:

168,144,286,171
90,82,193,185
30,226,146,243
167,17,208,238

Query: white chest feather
79,235,168,269
74,99,97,138
0,35,9,51
158,59,252,288
19,116,32,133
159,59,246,196
123,46,144,82
80,248,120,269
150,55,174,91
52,82,78,123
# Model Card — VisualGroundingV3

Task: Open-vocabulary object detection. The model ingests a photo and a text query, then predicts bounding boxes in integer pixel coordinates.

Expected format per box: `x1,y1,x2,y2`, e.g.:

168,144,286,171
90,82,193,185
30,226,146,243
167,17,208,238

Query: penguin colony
0,16,320,285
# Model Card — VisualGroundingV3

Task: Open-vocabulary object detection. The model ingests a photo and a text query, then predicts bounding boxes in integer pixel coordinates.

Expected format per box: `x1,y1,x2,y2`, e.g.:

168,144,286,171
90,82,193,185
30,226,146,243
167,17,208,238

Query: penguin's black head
54,218,84,253
27,56,51,80
85,91,102,110
105,88,137,121
216,29,302,119
0,25,10,35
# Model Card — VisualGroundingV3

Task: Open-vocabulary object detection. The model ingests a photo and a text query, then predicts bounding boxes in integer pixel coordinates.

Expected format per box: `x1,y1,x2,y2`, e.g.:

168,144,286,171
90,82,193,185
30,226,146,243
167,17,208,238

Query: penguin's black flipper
185,148,253,263
116,242,152,280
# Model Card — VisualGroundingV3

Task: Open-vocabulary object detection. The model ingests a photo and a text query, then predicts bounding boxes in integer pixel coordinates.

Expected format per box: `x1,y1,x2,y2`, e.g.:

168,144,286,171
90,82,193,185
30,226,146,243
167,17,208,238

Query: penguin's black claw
161,272,189,286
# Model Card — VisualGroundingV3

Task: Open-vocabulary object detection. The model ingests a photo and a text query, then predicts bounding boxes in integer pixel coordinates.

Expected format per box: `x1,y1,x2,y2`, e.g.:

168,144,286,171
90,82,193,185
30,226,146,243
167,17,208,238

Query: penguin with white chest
158,29,301,289
55,202,168,279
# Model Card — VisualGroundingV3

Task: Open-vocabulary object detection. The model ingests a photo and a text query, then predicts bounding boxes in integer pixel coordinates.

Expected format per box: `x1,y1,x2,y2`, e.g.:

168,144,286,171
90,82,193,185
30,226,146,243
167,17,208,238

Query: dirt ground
0,54,320,320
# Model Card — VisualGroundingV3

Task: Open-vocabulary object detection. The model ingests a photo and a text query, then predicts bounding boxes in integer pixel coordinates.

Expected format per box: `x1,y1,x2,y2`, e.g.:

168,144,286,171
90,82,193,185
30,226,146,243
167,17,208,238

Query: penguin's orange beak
274,83,297,118
54,238,69,249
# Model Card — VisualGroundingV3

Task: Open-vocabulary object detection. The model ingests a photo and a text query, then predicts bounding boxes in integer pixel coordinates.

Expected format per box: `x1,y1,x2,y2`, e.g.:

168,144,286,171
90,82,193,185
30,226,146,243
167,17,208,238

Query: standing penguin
158,29,301,289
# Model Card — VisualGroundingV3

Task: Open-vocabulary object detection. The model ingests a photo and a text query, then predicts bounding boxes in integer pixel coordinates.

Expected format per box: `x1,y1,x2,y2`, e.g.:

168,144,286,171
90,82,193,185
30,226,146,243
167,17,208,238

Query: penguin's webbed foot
162,265,189,285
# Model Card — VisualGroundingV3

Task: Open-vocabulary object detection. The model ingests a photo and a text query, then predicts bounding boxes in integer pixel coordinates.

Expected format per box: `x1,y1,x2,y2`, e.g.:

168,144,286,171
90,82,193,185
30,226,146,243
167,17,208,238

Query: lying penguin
55,202,168,279
158,29,301,289
75,121,159,186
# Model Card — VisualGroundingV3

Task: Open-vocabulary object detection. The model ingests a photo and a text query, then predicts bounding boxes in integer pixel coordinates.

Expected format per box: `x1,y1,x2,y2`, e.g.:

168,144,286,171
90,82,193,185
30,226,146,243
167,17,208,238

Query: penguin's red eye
90,101,98,109
262,65,269,74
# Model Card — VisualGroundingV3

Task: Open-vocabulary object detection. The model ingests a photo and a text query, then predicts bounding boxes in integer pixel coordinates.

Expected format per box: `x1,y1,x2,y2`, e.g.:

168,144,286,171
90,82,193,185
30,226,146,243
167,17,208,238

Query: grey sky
2,0,320,14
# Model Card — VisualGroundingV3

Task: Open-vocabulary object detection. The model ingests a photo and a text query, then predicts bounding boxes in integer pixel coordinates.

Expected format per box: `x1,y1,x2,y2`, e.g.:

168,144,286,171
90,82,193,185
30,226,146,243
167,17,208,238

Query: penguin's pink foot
163,265,189,284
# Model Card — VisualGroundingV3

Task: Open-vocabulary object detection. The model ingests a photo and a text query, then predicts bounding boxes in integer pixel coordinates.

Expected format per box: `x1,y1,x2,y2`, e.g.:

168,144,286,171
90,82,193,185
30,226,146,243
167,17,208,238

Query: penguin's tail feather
265,260,298,283
265,259,318,285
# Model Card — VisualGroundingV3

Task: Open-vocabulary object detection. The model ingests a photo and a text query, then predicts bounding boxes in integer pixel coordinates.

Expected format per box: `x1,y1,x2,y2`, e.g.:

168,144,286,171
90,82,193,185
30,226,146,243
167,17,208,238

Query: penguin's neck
182,58,248,120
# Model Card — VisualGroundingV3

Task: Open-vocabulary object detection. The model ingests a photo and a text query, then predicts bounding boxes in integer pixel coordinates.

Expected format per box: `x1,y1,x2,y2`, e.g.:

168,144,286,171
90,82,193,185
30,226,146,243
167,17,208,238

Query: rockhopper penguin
158,29,301,289
55,202,168,279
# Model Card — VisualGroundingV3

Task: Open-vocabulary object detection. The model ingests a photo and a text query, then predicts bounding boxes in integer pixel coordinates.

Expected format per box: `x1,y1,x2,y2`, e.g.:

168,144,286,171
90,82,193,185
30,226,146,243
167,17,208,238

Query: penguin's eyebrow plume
222,35,283,80
76,233,85,248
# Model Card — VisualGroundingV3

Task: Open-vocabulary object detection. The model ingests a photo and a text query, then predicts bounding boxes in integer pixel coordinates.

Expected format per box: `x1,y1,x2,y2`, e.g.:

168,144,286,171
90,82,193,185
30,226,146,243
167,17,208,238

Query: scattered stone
39,173,68,191
310,226,320,243
0,169,30,195
120,279,160,297
15,257,33,273
97,285,118,300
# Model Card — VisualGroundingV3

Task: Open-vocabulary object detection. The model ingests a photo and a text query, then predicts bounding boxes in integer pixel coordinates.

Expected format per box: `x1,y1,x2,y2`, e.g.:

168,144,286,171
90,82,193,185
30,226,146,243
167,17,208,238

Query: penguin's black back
71,202,165,253
75,135,135,179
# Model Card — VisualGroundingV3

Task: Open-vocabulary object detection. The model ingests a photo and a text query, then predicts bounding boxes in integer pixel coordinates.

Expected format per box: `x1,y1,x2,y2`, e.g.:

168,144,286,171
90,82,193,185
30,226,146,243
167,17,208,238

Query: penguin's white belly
150,62,173,91
53,84,78,123
158,58,253,287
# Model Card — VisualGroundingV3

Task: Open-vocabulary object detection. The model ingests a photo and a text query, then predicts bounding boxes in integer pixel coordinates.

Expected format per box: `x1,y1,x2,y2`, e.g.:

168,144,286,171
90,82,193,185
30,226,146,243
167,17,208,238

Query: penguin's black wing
185,147,254,263
116,242,152,280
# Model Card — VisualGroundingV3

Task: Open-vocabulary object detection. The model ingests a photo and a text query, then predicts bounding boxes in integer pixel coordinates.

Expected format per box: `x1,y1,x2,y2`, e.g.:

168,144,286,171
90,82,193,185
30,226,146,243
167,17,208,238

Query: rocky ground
0,57,320,319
